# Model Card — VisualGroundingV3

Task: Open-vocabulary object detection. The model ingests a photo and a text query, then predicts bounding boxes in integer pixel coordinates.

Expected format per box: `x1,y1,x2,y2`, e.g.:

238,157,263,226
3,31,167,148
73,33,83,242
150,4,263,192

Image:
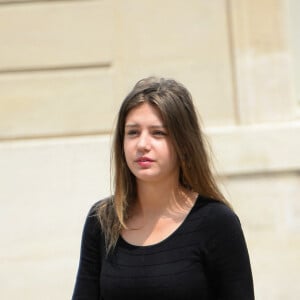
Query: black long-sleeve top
72,196,254,299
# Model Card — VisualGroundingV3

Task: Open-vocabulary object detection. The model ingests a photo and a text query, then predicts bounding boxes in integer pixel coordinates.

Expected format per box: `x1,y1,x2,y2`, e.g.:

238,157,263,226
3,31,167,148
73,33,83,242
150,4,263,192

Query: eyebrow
125,124,166,128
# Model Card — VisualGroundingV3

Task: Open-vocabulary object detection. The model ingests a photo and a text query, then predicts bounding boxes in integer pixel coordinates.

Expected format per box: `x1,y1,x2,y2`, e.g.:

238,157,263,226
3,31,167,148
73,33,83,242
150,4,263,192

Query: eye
153,130,167,136
126,129,139,136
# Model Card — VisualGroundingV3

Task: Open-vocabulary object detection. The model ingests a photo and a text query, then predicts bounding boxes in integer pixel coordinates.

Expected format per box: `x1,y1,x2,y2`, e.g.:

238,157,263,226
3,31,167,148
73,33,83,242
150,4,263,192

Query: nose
137,132,151,151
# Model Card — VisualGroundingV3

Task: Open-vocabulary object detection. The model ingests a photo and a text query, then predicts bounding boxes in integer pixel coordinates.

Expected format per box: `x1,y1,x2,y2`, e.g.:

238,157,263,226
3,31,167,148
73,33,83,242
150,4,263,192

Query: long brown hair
97,77,230,253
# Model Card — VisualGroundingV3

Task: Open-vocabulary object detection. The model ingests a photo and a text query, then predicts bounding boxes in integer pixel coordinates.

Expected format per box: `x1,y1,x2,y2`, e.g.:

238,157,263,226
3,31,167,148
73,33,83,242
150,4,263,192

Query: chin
135,173,162,183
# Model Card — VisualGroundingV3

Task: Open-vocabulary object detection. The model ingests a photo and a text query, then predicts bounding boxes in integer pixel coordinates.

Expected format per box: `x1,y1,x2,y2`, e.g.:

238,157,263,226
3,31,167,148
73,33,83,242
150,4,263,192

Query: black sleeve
206,204,255,300
72,205,102,300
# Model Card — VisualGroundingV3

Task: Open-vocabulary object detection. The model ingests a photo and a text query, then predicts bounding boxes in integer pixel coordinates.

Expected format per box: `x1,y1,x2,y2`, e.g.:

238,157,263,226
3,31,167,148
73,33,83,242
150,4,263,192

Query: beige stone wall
0,0,299,299
288,0,300,108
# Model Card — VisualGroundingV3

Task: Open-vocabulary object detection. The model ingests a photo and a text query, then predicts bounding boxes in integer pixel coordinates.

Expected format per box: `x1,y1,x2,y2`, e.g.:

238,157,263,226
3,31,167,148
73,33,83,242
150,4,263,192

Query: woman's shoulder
83,196,112,231
190,196,245,252
88,196,112,215
195,196,241,229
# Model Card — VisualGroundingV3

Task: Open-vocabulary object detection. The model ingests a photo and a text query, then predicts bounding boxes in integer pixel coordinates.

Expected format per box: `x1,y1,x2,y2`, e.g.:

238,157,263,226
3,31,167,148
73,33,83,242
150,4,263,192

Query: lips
136,156,154,162
135,156,154,167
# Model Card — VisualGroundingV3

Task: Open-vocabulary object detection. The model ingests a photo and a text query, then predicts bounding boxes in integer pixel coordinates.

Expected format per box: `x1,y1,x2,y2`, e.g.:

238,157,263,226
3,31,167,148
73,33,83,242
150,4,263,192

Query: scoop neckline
118,194,201,249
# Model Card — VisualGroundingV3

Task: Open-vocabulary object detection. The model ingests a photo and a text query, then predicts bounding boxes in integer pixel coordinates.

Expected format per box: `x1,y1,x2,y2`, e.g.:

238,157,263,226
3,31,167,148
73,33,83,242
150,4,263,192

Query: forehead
125,102,163,125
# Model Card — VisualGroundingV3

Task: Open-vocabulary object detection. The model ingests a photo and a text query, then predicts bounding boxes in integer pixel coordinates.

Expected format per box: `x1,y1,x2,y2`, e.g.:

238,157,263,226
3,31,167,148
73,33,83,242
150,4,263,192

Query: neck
134,178,195,217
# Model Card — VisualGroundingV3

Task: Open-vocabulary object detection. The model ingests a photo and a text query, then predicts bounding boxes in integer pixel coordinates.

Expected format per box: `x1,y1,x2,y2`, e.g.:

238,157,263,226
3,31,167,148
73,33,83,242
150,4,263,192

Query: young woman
72,77,254,299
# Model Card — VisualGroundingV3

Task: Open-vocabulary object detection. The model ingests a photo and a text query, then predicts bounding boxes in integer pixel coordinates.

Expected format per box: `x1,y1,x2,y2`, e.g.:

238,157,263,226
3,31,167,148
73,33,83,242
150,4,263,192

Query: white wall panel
0,135,111,299
114,0,236,126
0,68,115,138
0,1,113,70
225,173,300,300
208,121,300,175
229,0,295,123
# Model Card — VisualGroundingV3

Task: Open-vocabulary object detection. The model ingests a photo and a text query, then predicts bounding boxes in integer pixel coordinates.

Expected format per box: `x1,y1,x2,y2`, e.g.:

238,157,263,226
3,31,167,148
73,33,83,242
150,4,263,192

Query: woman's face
123,102,179,185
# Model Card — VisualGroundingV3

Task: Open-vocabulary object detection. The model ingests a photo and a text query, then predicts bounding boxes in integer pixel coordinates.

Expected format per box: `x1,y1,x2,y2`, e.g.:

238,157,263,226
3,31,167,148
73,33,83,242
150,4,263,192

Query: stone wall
0,0,299,299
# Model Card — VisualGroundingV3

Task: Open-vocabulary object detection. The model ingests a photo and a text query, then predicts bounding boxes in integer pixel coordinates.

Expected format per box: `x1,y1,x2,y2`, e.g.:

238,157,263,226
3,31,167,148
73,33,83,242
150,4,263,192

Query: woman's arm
206,204,255,299
72,204,102,300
